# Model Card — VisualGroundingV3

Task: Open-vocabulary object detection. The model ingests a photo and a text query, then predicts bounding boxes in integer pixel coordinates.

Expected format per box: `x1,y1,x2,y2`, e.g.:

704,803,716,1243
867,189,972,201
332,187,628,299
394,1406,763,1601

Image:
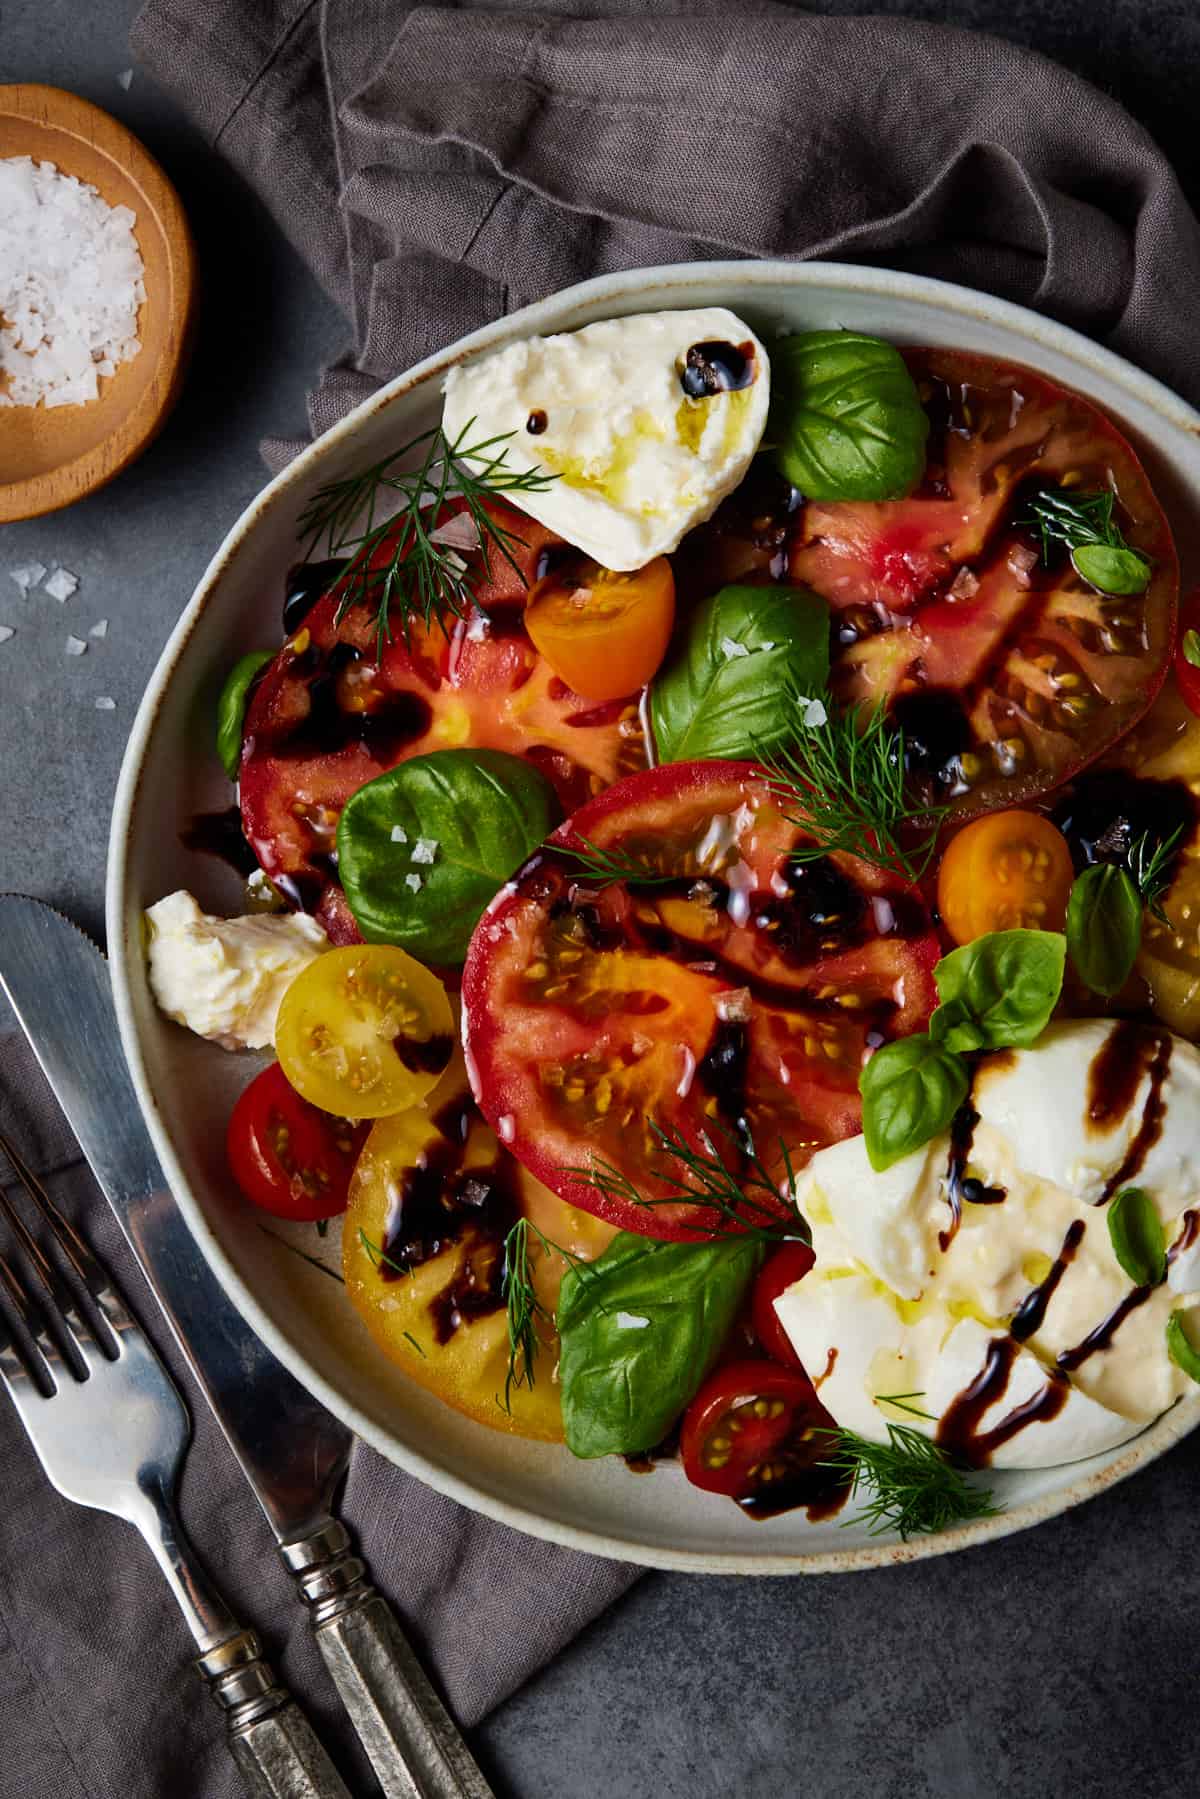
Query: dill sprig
499,1219,586,1414
296,419,558,655
1127,824,1184,926
1020,486,1151,594
557,837,681,889
819,1416,1001,1540
566,1117,809,1244
357,1227,413,1279
758,691,946,882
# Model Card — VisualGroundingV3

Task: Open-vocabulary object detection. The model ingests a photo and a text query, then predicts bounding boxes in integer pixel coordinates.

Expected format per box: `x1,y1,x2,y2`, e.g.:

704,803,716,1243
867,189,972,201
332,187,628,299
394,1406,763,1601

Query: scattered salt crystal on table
8,562,46,593
89,618,108,638
44,566,79,602
0,156,145,410
0,626,14,644
94,695,116,710
116,69,134,91
64,635,87,656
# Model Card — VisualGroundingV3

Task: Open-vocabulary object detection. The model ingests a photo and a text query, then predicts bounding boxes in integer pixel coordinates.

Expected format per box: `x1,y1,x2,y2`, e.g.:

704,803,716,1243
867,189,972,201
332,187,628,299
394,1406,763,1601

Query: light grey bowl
108,260,1200,1573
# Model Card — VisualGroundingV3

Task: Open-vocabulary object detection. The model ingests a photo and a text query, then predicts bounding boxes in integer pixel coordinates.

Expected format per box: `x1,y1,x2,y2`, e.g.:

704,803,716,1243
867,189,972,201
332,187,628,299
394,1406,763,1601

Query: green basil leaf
215,650,274,781
1107,1187,1166,1288
933,929,1066,1051
337,748,559,964
860,1034,969,1173
556,1232,762,1458
1065,863,1143,997
1071,543,1151,596
1166,1311,1200,1384
770,329,929,501
649,582,829,764
1183,628,1200,669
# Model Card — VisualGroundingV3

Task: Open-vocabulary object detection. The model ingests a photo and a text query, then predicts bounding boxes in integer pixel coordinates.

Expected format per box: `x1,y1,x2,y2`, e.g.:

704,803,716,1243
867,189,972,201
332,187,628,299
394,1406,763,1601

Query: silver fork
0,1129,353,1799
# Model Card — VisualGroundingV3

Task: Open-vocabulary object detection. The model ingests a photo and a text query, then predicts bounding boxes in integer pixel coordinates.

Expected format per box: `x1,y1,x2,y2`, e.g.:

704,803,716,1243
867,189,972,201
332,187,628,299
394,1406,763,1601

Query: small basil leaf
860,1033,969,1173
650,582,829,764
556,1232,762,1458
1183,629,1200,669
1071,543,1151,596
337,748,559,964
215,650,274,781
1065,863,1143,997
927,997,986,1054
934,929,1066,1051
1166,1312,1200,1385
1107,1187,1166,1288
770,329,929,501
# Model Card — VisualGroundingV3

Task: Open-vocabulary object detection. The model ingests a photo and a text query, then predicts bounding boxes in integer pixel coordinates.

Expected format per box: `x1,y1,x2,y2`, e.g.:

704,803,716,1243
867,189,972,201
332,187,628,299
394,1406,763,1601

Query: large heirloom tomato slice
461,762,940,1240
787,349,1177,817
239,500,646,938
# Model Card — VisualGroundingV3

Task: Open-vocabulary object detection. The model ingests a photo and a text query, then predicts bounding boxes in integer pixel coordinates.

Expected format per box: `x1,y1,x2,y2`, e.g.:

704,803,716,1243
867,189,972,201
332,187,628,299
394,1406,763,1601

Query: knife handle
197,1629,355,1799
281,1522,496,1799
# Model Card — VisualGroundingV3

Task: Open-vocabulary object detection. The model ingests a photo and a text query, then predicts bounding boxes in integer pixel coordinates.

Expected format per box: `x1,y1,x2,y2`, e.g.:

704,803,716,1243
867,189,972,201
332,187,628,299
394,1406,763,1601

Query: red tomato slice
680,1358,837,1501
239,500,647,933
751,1242,815,1369
226,1061,368,1221
461,761,939,1240
786,349,1178,817
1174,589,1200,718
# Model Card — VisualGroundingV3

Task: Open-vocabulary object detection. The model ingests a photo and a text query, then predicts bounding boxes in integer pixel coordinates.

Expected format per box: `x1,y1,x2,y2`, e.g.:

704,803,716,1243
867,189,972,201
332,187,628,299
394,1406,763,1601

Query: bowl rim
0,82,197,523
107,256,1200,1574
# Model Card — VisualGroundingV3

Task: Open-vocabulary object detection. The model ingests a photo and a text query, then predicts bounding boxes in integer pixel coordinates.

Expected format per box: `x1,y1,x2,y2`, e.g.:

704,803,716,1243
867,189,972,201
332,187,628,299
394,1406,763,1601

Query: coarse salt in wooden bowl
0,83,197,523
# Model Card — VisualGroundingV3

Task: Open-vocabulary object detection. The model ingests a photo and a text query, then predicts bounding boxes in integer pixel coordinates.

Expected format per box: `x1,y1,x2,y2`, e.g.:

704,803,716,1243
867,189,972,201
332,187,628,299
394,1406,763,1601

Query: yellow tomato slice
936,810,1075,945
524,556,675,702
276,944,453,1118
342,1051,614,1439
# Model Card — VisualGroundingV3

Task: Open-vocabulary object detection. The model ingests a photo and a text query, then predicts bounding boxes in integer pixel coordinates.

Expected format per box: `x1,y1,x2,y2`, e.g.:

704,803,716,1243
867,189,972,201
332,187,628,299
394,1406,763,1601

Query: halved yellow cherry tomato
342,1049,614,1439
937,811,1074,945
524,555,675,702
275,944,453,1118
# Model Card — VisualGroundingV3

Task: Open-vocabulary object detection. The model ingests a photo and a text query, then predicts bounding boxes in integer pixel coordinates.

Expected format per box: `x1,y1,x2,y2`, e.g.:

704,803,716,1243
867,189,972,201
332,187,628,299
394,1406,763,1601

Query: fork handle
197,1630,354,1799
281,1522,495,1799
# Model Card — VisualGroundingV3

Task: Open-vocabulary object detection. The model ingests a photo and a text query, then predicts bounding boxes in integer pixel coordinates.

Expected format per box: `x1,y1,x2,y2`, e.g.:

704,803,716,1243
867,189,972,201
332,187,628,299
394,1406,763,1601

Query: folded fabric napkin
4,2,1199,1793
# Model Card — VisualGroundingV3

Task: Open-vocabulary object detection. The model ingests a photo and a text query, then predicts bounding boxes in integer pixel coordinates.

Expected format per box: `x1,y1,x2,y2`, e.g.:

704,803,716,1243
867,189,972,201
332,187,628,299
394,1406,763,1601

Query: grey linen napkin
5,2,1200,1794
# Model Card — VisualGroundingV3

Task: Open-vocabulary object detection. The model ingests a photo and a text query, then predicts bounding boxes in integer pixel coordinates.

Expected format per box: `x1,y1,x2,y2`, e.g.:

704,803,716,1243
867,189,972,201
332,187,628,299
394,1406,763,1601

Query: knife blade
0,894,495,1799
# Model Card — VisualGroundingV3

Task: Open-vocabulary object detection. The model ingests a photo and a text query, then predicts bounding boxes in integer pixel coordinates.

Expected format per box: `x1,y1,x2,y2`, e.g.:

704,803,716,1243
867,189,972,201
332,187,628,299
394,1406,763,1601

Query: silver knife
0,894,495,1799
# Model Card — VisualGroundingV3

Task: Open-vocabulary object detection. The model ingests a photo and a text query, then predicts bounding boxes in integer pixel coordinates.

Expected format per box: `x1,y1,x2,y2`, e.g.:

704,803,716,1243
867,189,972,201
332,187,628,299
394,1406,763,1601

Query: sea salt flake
0,626,14,644
796,694,828,728
116,69,134,91
89,617,108,638
9,562,46,593
44,567,79,602
389,825,408,844
94,695,116,710
714,986,752,1024
411,837,438,865
65,635,87,656
719,635,750,660
404,872,423,892
615,1312,650,1330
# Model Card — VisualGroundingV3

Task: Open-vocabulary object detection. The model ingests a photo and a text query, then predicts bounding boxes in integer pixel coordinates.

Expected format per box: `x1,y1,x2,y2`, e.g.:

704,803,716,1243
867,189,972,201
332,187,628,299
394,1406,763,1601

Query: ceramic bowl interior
108,261,1200,1572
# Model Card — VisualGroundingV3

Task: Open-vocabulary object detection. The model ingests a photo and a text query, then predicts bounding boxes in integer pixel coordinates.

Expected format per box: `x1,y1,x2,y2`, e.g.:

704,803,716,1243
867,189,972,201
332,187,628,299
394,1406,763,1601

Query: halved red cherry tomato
936,810,1075,945
226,1061,367,1221
524,556,675,702
785,349,1177,818
680,1358,835,1500
751,1243,815,1369
240,500,646,938
1174,590,1200,718
461,761,939,1239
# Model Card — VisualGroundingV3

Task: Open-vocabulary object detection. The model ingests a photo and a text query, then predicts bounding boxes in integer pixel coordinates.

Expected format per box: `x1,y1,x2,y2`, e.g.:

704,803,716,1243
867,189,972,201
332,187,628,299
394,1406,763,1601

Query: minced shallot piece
0,157,145,409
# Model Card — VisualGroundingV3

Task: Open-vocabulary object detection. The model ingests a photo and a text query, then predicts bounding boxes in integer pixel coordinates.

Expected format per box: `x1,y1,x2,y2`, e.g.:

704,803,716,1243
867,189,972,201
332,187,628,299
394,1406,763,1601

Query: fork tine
0,1125,123,1357
0,1242,59,1392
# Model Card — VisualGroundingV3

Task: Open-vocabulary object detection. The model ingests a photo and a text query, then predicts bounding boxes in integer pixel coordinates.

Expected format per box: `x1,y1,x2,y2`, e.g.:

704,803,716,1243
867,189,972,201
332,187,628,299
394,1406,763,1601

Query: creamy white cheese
441,308,770,569
776,1019,1200,1470
145,890,328,1051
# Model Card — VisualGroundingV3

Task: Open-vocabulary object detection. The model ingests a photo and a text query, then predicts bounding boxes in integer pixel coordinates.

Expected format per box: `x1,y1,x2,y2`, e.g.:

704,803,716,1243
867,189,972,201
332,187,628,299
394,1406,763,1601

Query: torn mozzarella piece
442,308,770,568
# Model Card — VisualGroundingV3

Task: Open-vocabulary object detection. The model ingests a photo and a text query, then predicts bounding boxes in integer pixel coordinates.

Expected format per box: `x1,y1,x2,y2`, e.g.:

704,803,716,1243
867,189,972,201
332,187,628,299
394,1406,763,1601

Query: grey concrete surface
3,4,1200,1797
